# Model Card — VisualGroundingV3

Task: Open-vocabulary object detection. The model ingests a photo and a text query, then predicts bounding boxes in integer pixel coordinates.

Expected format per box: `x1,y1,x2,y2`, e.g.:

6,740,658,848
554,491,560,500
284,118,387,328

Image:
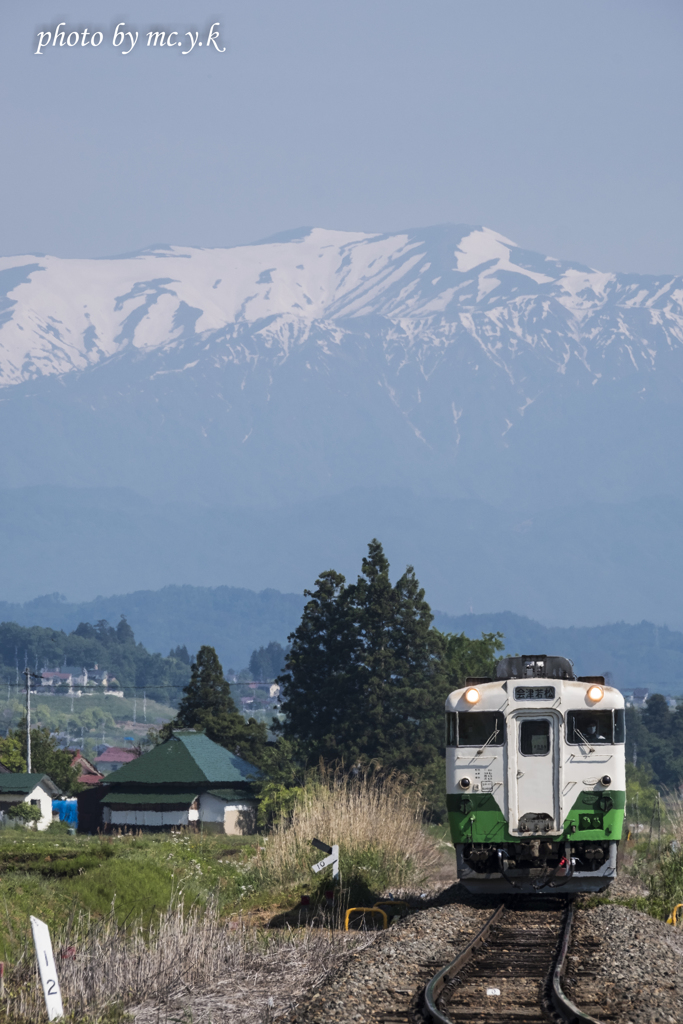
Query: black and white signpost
30,916,63,1021
310,838,339,881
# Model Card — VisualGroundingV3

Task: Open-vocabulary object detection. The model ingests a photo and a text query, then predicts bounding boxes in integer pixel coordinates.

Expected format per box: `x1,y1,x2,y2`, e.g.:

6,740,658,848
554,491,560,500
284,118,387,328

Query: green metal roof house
0,773,62,831
99,731,261,834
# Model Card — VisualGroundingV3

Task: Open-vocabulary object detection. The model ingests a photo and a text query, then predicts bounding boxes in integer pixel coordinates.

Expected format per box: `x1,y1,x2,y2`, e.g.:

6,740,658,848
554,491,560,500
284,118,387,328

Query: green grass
0,829,264,962
0,819,443,966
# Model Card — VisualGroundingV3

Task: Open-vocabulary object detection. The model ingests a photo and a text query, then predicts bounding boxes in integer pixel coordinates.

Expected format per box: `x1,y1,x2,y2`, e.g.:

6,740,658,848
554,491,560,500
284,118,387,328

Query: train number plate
514,686,555,700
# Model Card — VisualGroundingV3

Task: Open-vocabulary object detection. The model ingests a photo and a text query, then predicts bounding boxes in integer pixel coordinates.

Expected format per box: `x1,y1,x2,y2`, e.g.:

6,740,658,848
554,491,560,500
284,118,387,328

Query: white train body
446,655,626,894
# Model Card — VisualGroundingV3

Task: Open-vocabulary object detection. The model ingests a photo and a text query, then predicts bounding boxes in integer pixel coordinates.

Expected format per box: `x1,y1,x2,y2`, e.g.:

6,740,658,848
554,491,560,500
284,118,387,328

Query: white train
446,654,625,894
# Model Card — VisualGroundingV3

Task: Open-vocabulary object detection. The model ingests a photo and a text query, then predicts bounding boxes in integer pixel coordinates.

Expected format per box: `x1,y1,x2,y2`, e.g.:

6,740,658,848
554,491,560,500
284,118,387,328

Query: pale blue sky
2,1,682,273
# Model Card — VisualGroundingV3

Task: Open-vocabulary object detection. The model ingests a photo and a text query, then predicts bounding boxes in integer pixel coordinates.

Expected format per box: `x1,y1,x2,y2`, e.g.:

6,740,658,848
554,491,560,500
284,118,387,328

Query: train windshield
566,710,615,744
447,711,505,747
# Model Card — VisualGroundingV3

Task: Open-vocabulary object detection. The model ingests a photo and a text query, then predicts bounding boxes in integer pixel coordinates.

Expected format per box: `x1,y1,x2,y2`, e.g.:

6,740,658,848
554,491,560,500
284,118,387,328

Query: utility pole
24,659,44,774
25,664,32,773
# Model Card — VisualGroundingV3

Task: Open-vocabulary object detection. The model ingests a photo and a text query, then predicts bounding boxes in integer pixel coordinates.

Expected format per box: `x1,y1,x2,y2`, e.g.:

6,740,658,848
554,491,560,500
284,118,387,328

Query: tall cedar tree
278,569,357,759
276,539,500,774
170,646,267,766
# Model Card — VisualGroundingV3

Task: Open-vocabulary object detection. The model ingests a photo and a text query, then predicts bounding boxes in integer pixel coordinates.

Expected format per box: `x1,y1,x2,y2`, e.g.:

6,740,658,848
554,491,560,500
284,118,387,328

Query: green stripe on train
446,789,626,845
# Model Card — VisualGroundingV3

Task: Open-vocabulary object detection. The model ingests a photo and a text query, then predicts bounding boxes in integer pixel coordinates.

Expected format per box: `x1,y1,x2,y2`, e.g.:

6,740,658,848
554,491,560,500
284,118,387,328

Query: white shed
0,773,62,830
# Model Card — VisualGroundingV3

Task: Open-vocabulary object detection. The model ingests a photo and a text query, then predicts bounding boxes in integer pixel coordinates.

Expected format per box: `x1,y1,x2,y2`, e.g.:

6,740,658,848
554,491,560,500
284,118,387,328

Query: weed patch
247,764,441,905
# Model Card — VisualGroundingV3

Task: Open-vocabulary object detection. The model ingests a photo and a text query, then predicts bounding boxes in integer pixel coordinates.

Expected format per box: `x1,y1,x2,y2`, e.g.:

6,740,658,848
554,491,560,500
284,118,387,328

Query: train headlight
460,777,472,790
601,775,611,787
587,685,604,703
464,687,480,704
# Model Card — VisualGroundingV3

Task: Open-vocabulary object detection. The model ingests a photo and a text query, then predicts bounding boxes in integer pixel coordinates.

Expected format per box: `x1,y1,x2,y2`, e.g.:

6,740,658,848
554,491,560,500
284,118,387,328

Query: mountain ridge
2,224,682,390
1,585,680,693
1,224,681,623
1,223,681,509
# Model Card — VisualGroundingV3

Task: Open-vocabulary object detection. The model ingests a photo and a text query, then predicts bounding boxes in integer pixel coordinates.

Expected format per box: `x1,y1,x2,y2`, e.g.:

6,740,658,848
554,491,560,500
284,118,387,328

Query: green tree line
625,696,683,789
0,617,190,705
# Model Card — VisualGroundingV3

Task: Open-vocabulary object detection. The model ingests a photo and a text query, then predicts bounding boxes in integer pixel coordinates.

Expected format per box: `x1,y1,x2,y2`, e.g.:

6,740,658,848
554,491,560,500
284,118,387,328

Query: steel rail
549,900,606,1024
422,903,505,1024
422,898,608,1024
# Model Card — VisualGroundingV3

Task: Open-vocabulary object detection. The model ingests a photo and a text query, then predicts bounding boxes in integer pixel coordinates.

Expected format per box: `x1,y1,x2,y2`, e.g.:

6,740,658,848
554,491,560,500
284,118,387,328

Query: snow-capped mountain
2,224,682,388
0,224,681,511
1,224,682,624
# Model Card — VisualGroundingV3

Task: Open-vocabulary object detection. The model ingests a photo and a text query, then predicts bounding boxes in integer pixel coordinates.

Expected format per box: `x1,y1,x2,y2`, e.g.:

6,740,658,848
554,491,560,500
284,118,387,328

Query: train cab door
508,711,561,834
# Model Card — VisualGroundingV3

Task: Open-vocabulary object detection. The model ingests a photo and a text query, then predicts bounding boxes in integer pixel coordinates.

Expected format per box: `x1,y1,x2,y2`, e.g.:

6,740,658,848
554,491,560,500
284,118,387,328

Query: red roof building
95,747,139,775
70,750,104,786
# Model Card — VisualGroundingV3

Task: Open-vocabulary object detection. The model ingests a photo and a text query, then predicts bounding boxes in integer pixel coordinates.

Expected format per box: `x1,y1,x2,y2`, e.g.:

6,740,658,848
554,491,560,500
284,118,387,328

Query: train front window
520,719,550,756
566,710,613,745
614,708,625,743
447,711,505,747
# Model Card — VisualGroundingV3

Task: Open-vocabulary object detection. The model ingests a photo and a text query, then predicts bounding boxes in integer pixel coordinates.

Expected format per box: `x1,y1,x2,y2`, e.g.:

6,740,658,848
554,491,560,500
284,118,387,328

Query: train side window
613,708,625,743
566,710,613,744
520,719,550,756
446,712,458,747
456,711,505,747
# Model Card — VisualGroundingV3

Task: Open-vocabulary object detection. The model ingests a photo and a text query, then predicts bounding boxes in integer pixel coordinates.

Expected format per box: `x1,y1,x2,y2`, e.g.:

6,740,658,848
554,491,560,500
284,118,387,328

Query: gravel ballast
567,902,683,1024
286,888,683,1024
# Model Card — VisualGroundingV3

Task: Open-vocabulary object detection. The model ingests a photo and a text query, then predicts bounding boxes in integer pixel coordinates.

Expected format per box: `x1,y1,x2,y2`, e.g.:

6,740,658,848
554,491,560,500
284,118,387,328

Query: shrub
6,802,42,825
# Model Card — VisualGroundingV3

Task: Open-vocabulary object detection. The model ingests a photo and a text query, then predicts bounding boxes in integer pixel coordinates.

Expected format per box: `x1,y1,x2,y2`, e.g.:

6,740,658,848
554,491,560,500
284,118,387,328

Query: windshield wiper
476,724,500,756
574,727,595,753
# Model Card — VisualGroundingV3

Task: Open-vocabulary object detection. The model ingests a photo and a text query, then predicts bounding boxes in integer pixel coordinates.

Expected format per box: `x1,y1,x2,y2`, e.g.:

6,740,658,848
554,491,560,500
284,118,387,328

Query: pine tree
277,540,505,780
277,541,443,770
277,570,358,761
349,541,444,769
116,615,136,645
172,646,267,766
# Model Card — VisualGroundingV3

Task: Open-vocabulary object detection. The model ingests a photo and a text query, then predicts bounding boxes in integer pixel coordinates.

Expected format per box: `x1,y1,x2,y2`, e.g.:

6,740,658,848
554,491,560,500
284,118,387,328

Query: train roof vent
496,655,575,681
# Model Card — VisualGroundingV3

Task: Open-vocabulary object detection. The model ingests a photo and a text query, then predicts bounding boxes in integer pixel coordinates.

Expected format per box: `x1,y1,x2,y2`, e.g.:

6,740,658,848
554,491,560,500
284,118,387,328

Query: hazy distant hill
433,611,683,694
0,586,305,674
0,485,681,631
1,586,681,692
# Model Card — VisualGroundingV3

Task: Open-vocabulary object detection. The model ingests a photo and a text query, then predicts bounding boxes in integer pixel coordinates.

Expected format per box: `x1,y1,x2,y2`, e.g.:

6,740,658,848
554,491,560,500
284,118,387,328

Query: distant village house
70,750,104,786
38,664,124,697
95,746,139,775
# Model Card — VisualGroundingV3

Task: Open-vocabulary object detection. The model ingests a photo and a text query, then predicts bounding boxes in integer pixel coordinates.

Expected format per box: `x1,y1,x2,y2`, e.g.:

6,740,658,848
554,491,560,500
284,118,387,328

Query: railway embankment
283,885,683,1024
285,885,493,1024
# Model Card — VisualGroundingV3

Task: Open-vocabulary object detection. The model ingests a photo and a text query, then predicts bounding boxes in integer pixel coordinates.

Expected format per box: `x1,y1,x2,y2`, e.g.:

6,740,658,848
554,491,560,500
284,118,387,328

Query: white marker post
30,916,63,1021
310,838,339,881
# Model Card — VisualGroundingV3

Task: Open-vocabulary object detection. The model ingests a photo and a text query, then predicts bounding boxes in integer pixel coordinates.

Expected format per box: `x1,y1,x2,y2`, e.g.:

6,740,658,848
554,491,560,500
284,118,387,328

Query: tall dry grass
5,899,362,1024
252,763,442,894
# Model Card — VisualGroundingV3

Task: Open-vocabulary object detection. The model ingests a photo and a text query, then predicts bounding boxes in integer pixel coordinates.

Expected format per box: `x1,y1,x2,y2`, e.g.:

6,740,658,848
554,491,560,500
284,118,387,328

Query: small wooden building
99,730,260,834
0,774,62,830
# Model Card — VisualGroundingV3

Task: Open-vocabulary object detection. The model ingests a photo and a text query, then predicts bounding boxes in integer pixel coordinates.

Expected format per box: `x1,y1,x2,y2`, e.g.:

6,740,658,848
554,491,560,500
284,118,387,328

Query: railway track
423,896,613,1024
